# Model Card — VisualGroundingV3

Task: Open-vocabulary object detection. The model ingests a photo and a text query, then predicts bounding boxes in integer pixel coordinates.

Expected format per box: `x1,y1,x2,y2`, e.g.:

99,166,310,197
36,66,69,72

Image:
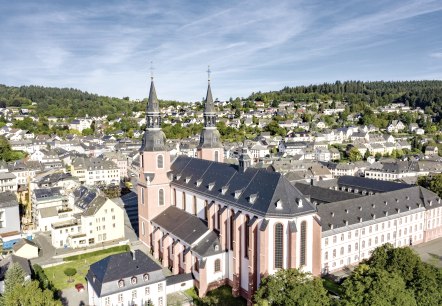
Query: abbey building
137,78,442,305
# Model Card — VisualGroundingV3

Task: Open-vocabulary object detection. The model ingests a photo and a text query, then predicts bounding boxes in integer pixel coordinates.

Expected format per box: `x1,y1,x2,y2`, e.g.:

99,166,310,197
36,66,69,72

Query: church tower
197,69,224,162
138,77,171,249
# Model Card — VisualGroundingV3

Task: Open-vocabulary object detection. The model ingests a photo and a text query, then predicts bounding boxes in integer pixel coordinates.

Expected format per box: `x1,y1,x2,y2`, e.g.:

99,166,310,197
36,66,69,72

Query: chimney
132,250,136,261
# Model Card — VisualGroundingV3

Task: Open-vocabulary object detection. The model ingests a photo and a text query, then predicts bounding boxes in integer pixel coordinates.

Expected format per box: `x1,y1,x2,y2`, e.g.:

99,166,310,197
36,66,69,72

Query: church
137,76,442,305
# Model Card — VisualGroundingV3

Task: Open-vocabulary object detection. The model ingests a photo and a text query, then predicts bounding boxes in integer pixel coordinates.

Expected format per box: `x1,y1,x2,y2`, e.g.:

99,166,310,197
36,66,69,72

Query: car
131,173,136,177
75,283,85,292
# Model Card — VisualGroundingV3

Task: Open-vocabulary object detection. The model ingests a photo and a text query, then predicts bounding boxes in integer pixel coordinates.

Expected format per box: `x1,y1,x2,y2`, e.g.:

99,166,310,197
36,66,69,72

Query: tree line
249,80,442,120
0,84,185,119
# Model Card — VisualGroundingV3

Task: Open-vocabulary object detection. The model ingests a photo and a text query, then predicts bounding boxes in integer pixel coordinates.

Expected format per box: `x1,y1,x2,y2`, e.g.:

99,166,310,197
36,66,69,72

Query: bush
63,245,129,261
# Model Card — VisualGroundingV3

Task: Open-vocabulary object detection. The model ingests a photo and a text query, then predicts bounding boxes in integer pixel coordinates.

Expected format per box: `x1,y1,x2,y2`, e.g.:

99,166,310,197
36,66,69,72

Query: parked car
75,283,85,292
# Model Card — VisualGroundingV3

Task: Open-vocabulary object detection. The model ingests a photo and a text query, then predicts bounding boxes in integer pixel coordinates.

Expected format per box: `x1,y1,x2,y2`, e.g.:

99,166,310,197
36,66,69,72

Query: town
0,77,441,305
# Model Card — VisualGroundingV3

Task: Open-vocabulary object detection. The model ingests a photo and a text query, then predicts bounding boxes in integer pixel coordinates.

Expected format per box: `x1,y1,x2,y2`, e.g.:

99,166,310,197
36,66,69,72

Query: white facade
321,209,430,273
88,277,167,306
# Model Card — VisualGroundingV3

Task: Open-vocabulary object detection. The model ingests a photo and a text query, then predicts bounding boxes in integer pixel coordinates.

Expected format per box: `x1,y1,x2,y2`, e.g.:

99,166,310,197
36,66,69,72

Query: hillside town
0,78,441,306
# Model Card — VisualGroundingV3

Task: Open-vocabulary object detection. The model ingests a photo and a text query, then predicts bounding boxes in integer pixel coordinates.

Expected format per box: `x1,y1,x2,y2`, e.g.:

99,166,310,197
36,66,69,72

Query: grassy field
185,285,246,306
44,249,127,290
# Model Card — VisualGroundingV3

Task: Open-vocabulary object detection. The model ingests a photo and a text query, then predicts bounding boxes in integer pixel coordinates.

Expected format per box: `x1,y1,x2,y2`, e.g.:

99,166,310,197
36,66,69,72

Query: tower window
214,150,219,162
159,189,164,206
157,155,164,169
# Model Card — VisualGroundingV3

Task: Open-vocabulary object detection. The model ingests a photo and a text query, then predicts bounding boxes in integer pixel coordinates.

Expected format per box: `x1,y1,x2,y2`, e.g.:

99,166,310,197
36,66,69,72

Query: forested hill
249,80,442,113
0,84,184,118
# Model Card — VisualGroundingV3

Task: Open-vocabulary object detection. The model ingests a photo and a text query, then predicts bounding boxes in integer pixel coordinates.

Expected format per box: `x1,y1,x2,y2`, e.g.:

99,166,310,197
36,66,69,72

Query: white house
87,250,167,306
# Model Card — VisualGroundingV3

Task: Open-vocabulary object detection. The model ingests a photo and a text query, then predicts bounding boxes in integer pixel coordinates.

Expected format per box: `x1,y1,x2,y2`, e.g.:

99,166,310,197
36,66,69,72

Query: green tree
63,267,77,283
254,269,330,306
417,174,442,197
81,128,94,136
1,280,62,306
3,263,25,293
348,147,362,162
340,264,416,306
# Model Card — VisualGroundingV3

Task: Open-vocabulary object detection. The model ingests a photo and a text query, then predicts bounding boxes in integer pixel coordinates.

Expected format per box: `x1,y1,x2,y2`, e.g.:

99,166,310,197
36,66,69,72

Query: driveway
60,287,88,306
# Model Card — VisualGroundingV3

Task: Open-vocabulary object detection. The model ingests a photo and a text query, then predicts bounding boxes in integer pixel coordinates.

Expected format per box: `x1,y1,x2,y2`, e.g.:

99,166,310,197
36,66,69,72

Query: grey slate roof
337,176,410,193
318,186,441,232
0,254,32,281
87,250,165,297
166,273,193,285
0,191,18,208
73,186,108,216
191,231,223,257
294,182,362,204
170,156,315,218
151,206,210,245
34,187,63,201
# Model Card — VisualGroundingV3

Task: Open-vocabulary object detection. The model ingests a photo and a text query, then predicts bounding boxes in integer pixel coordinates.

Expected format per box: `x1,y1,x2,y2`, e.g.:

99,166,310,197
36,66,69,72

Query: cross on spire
150,61,154,80
207,65,211,83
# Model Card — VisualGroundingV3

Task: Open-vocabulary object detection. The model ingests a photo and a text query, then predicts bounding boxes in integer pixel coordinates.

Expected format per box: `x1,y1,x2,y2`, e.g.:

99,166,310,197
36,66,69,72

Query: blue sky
1,0,442,101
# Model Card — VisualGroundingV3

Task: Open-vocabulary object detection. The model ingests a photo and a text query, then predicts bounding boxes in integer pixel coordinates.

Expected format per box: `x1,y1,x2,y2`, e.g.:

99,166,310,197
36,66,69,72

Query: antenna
207,65,211,83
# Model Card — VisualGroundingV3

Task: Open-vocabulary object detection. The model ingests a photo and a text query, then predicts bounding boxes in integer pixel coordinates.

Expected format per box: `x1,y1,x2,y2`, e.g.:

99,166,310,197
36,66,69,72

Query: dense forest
250,80,442,118
0,84,185,118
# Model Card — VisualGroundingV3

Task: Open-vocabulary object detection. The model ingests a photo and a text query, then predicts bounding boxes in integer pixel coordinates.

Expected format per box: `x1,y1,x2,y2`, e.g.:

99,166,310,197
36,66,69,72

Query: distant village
0,95,441,305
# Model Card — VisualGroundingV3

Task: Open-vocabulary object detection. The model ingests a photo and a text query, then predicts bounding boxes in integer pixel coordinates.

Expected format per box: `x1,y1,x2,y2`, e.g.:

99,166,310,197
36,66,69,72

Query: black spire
198,71,222,149
146,79,160,129
140,78,166,152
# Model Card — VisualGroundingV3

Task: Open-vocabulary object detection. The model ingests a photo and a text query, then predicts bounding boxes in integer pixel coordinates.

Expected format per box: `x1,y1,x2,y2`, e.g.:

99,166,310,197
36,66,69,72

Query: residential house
0,192,21,249
87,250,167,306
50,186,125,248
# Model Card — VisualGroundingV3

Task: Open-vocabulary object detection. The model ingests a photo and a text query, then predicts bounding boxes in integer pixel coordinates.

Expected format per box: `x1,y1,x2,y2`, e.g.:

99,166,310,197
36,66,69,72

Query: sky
1,0,442,102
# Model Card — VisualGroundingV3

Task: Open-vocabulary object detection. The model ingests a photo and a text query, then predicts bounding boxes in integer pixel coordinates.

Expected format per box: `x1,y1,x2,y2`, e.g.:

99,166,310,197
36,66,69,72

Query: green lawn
44,249,126,290
322,277,341,295
185,285,246,306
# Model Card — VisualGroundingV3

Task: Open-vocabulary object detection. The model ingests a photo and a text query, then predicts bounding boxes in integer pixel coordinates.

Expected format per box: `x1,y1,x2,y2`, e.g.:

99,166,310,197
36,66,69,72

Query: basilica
137,77,442,304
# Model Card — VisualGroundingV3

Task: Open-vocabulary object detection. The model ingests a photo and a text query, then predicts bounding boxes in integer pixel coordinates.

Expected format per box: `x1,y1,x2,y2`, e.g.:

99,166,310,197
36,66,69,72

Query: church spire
146,79,160,129
140,75,166,152
198,67,222,155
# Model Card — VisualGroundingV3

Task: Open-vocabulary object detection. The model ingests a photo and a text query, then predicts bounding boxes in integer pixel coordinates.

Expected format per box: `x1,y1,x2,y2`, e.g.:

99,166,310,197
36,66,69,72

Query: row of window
324,233,423,261
325,217,424,246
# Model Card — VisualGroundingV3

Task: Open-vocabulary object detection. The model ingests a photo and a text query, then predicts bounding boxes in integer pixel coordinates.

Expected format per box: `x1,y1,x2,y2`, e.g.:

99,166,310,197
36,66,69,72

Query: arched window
193,196,197,216
194,259,199,272
245,215,250,259
183,192,186,211
300,221,307,266
214,259,221,272
204,200,208,220
214,151,219,162
274,223,283,269
158,189,164,206
230,210,234,251
157,155,164,169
